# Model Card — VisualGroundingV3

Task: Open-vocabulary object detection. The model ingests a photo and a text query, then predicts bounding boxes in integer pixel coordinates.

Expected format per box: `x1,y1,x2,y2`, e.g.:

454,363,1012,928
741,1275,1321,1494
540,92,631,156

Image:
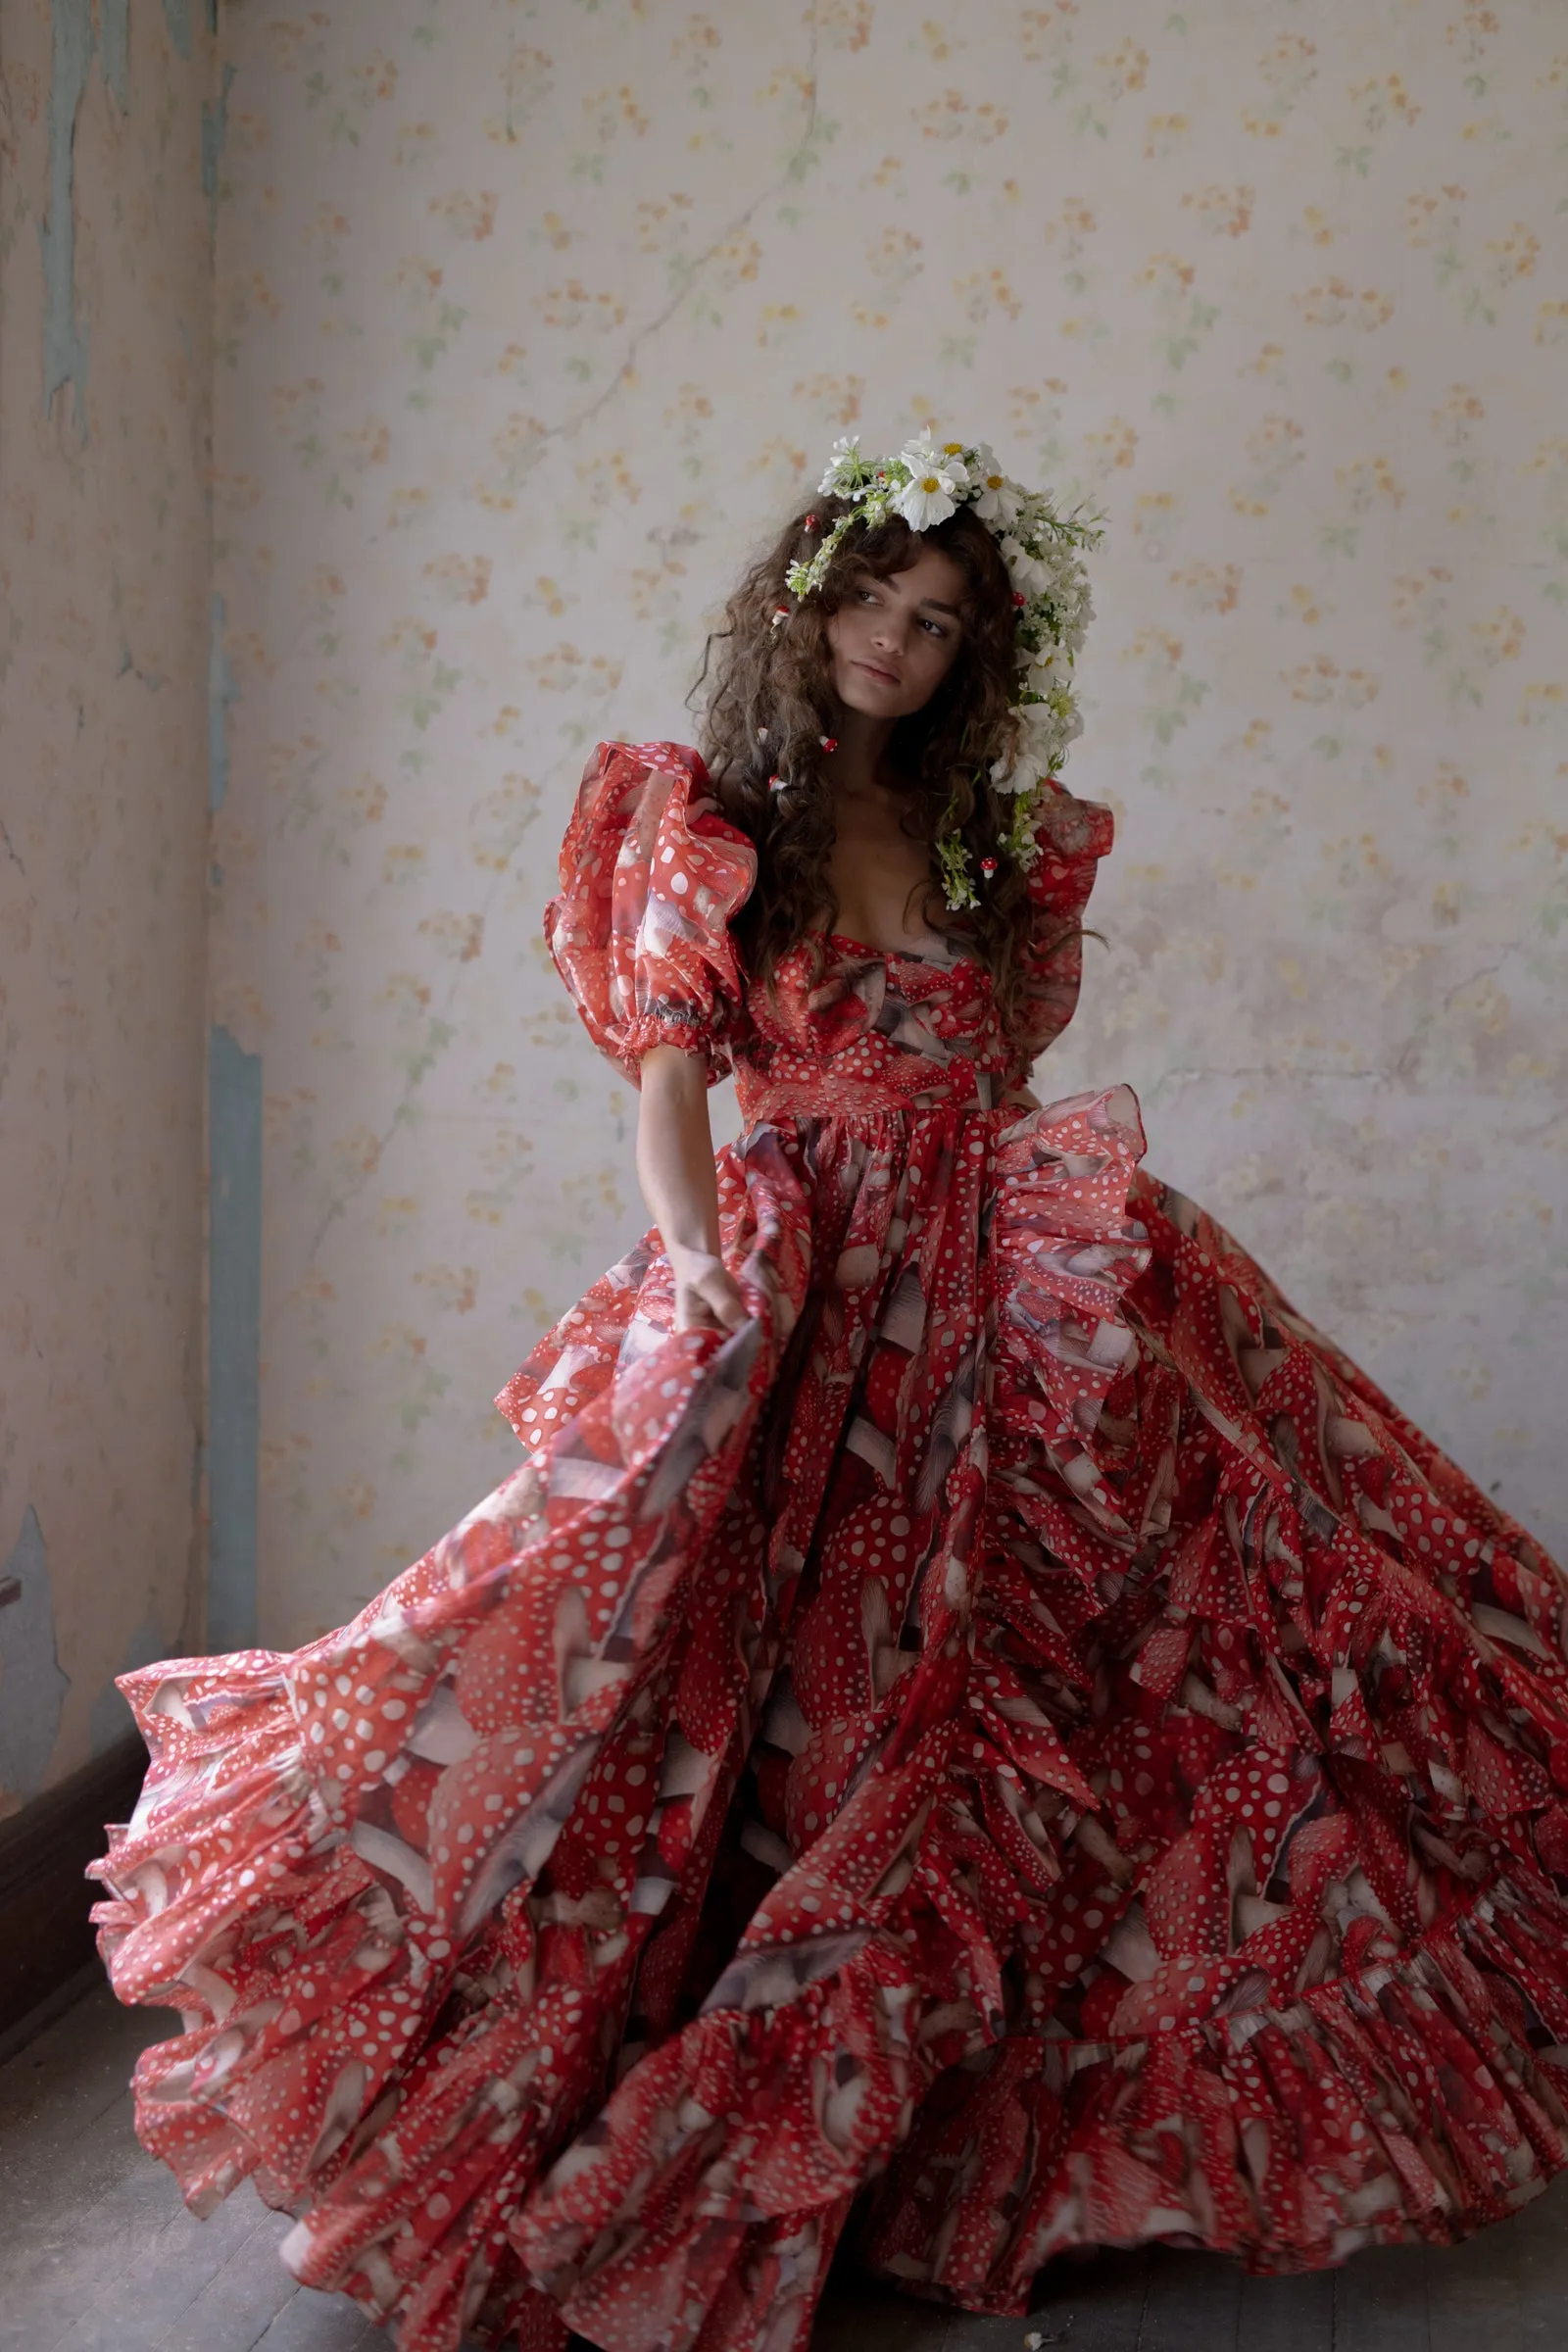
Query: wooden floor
3,1979,1566,2351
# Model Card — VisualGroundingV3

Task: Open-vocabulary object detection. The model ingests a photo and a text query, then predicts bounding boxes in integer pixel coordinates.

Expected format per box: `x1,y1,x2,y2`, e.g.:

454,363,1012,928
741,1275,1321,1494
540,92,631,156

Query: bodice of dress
732,933,1014,1126
545,739,1114,1124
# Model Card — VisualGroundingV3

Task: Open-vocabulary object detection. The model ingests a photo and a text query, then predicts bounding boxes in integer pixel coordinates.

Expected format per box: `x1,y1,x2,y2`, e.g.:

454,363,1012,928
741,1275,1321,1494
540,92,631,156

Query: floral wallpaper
208,0,1568,1650
0,0,215,1800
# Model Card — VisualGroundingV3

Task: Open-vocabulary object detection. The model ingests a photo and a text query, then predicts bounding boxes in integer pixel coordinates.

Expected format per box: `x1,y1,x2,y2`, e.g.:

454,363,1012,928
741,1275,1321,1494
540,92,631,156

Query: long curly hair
692,495,1054,1039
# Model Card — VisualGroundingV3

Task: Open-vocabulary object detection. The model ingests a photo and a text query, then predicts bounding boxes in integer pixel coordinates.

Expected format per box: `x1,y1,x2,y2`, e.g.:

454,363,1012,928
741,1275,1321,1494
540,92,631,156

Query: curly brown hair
691,494,1055,1038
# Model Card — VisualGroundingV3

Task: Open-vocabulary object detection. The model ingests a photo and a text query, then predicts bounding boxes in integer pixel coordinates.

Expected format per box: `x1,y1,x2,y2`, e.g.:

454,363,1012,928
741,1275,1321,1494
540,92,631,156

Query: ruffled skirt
91,1086,1568,2352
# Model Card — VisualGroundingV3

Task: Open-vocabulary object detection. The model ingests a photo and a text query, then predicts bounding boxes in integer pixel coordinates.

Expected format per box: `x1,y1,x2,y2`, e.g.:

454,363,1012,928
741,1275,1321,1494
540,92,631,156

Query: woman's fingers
669,1250,748,1334
695,1263,748,1332
675,1289,735,1333
672,1279,707,1334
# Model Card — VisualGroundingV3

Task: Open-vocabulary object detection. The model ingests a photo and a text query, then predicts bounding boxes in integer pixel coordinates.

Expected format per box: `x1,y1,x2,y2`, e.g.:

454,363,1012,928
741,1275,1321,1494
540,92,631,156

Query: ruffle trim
487,1858,1568,2349
100,1747,1568,2345
513,1937,921,2352
988,1083,1152,1515
861,1859,1568,2309
89,1650,1568,2342
1007,780,1116,1076
88,1657,435,2217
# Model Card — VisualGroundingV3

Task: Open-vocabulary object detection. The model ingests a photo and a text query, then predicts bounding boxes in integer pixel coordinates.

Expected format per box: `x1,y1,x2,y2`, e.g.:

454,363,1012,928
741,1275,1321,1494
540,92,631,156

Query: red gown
92,742,1568,2352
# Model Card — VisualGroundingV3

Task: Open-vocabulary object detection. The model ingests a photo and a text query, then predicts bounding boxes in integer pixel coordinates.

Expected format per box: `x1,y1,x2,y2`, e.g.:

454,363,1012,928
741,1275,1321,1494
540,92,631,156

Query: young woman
94,435,1568,2352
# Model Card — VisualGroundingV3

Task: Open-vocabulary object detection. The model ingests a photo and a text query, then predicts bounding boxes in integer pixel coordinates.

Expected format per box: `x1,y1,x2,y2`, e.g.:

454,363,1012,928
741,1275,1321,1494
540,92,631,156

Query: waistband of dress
735,1069,1004,1128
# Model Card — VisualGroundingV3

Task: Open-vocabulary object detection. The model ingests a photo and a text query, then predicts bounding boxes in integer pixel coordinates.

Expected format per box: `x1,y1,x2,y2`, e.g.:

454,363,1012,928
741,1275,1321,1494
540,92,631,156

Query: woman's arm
636,1045,748,1333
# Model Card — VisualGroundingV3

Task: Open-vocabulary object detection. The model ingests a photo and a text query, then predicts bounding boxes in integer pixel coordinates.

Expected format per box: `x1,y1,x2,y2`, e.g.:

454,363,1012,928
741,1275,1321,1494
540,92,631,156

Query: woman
93,433,1568,2352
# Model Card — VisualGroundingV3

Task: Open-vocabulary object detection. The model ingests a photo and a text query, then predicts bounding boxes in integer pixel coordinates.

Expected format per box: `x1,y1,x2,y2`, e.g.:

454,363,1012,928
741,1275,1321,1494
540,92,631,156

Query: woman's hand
666,1244,749,1335
635,1046,749,1334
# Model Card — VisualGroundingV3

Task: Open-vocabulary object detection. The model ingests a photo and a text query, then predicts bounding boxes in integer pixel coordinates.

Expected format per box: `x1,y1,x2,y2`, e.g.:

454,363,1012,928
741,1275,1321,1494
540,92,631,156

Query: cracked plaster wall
207,0,1568,1649
0,0,215,1802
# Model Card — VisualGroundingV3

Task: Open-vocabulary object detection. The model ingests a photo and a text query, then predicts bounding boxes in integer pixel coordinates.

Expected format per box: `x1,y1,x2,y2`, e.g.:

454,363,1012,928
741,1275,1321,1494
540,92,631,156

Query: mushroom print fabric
92,743,1568,2352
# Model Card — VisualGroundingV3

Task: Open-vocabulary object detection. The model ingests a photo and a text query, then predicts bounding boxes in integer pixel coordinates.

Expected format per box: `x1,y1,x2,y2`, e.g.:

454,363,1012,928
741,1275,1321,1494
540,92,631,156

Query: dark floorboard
1235,2265,1335,2352
3,1977,1567,2350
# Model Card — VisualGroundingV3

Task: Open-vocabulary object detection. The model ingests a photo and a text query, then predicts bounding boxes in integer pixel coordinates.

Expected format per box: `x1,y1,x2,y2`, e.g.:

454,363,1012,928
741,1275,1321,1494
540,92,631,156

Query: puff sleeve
545,740,758,1085
1006,779,1116,1076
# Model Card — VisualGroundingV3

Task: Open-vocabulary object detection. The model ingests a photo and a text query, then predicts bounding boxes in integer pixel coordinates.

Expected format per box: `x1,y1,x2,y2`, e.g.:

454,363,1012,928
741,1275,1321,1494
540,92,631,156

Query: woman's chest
823,819,946,960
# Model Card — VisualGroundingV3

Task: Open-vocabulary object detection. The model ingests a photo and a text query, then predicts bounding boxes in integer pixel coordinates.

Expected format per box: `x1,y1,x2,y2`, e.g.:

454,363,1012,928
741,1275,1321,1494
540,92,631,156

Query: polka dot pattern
89,743,1568,2352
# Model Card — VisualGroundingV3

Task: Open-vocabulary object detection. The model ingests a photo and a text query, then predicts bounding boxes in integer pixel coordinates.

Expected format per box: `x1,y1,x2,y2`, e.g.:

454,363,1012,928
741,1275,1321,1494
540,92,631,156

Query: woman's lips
854,659,901,685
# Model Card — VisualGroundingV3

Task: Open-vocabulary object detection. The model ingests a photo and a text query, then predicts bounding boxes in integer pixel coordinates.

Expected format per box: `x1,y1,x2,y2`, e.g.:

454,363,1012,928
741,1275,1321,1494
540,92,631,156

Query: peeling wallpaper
0,0,214,1799
209,0,1562,1645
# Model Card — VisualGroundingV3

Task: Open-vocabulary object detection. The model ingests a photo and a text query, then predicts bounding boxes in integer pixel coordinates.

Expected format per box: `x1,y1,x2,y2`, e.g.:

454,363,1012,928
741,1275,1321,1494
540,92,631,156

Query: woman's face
824,543,967,720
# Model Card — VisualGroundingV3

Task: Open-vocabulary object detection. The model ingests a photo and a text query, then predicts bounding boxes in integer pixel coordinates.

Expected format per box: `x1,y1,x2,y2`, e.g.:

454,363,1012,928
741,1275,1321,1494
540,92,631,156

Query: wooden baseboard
0,1737,146,2040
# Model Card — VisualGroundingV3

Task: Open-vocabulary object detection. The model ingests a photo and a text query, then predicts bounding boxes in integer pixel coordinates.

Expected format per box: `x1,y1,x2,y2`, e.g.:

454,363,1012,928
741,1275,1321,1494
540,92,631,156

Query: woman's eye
919,617,947,638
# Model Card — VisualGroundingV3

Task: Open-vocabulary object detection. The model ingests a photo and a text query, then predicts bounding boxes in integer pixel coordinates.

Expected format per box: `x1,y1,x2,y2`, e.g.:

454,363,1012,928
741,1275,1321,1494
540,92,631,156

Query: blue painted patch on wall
202,61,236,223
100,0,129,110
208,591,239,812
161,0,191,63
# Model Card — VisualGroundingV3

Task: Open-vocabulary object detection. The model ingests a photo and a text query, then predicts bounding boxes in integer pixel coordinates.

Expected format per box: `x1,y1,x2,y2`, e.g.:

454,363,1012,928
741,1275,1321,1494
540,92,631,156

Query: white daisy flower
1004,546,1051,598
934,438,973,493
897,432,967,500
970,453,1023,527
895,466,958,529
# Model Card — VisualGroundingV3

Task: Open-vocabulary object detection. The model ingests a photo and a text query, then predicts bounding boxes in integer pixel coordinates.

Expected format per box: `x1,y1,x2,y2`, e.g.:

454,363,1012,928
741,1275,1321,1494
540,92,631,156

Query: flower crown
783,431,1103,911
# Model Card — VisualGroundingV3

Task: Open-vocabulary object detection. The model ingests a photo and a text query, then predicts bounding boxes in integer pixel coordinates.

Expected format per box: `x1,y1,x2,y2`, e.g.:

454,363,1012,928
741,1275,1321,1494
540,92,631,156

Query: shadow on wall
0,1511,70,1807
0,1498,167,1806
